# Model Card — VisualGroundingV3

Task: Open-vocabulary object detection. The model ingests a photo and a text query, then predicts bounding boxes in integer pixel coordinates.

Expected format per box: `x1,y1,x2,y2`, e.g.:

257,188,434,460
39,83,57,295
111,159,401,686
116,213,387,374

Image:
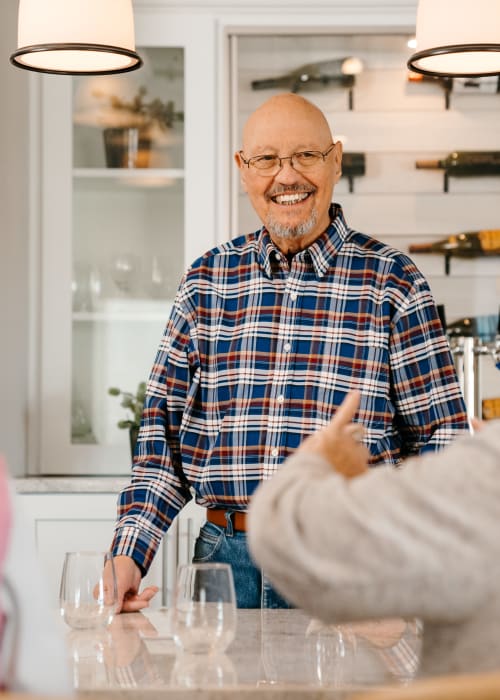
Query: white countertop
65,608,423,698
14,476,129,493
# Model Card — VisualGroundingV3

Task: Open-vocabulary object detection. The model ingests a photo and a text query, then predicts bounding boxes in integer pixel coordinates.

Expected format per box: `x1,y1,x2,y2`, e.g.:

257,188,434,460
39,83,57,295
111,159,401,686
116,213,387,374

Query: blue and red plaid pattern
112,205,468,573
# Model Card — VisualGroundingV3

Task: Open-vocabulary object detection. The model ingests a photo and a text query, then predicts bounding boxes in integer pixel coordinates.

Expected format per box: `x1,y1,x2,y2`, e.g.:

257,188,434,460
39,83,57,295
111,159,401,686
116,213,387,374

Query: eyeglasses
239,143,336,177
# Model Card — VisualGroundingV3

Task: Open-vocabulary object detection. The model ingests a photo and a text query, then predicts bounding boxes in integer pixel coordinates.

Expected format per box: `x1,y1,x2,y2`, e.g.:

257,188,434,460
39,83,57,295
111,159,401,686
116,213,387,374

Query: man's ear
234,151,245,170
234,151,248,192
333,141,343,183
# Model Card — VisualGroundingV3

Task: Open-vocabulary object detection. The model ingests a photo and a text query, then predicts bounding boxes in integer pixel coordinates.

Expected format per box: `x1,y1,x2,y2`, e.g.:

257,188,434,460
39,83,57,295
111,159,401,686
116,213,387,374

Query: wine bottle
415,151,500,192
453,76,500,94
407,72,453,109
409,230,500,275
483,397,500,420
446,314,499,341
341,152,365,193
251,57,364,110
407,73,500,109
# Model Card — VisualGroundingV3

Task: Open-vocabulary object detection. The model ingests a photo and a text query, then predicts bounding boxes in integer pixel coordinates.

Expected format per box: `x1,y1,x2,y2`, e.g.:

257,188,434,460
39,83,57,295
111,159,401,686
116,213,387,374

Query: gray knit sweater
248,421,500,676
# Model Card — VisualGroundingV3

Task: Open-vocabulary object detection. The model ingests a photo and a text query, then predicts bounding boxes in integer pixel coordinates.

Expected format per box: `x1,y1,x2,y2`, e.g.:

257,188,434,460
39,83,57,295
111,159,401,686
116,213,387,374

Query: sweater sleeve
248,422,500,624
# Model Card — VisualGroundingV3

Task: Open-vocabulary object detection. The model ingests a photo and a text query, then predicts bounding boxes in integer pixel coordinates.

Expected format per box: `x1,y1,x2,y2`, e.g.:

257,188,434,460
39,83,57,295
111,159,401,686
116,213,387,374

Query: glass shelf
73,298,174,322
73,168,185,179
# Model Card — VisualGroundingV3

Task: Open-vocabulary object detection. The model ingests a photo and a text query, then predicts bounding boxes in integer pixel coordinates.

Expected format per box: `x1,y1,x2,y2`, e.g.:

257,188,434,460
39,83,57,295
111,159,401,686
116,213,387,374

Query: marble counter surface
14,476,128,493
65,608,422,699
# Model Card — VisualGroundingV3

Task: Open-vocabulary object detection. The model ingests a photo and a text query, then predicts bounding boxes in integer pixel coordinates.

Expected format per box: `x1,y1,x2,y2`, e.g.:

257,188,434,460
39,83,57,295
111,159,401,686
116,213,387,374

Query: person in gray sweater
248,391,500,676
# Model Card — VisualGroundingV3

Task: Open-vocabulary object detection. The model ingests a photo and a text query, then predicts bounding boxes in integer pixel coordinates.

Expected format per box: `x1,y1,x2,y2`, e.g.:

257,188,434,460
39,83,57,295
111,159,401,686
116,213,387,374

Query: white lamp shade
408,0,500,77
11,0,141,74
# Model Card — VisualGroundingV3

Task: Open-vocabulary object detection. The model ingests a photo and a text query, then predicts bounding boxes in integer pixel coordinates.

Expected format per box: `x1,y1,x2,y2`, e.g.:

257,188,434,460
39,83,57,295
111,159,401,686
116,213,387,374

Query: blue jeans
192,518,293,609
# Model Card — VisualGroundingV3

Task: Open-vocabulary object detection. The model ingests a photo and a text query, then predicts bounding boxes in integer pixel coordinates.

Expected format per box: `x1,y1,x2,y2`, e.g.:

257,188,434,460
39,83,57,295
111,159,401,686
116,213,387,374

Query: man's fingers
121,586,159,613
121,597,152,613
138,586,160,602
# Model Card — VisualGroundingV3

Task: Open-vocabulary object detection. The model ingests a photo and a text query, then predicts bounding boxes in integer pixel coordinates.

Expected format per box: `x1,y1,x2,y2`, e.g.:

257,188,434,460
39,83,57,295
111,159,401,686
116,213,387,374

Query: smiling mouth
270,191,312,205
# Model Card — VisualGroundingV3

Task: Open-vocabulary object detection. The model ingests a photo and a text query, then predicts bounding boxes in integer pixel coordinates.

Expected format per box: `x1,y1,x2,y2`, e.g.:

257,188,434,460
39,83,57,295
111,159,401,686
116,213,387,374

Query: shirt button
283,342,291,352
290,292,297,301
271,448,279,457
277,394,285,403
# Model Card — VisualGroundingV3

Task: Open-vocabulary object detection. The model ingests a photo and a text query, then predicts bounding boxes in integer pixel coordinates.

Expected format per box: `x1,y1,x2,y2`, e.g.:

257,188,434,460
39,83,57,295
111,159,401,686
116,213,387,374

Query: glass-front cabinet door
37,14,215,474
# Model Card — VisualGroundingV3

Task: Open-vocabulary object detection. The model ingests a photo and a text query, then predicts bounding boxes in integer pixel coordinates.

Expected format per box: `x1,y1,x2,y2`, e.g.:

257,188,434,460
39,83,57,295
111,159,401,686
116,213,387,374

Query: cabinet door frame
29,11,217,475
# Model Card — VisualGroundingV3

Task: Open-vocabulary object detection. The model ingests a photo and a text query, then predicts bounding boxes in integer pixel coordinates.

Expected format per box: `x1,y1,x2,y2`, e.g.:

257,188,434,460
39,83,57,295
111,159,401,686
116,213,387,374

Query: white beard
266,208,318,240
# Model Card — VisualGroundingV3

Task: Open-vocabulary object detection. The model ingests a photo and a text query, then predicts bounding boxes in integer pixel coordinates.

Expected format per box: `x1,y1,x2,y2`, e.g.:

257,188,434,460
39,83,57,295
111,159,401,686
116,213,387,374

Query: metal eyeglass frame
238,143,336,176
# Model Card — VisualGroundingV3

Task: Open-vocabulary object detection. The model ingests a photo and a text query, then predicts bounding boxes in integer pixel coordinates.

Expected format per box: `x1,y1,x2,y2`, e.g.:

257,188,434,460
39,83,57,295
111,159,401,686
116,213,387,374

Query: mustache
266,184,316,200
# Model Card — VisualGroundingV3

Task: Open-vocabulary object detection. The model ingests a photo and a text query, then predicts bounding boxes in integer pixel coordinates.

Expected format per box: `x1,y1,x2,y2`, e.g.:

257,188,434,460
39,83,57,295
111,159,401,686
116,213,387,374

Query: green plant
95,86,184,131
108,381,147,430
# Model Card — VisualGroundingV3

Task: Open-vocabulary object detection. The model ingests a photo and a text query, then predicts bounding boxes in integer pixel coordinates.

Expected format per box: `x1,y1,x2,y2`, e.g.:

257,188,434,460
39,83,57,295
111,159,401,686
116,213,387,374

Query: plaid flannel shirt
112,204,468,573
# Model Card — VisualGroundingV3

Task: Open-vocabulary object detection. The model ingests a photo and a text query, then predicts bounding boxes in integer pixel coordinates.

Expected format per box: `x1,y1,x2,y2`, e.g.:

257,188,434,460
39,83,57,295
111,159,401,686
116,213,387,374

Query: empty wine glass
109,253,140,296
146,254,175,299
172,563,237,654
59,552,117,630
171,651,237,688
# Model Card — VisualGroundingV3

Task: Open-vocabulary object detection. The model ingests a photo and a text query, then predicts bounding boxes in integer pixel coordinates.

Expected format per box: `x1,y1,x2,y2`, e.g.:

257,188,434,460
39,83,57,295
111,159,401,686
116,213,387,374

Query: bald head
242,93,333,153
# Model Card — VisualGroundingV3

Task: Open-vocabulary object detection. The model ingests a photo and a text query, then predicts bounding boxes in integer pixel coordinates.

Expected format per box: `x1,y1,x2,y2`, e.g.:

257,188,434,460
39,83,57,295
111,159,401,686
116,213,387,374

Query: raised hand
296,390,370,478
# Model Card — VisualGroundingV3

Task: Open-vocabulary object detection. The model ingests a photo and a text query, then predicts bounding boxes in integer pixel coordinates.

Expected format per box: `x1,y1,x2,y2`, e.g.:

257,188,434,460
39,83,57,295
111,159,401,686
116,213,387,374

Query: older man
109,93,468,611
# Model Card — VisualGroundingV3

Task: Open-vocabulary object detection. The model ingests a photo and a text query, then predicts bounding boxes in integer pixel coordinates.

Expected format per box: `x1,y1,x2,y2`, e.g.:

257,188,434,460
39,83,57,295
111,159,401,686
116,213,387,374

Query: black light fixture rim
10,42,142,75
408,43,500,78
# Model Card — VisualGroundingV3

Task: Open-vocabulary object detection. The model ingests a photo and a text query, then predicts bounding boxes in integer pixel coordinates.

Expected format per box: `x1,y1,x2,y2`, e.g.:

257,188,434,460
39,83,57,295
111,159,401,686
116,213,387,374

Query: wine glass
72,262,102,311
146,254,176,299
172,563,237,654
171,651,237,688
109,253,140,296
59,551,117,630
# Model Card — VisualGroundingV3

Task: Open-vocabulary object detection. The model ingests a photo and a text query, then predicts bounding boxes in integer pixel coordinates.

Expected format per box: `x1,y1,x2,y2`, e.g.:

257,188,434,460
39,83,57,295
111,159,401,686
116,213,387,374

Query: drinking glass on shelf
109,253,140,296
59,551,117,630
146,254,175,299
72,262,103,311
172,563,237,654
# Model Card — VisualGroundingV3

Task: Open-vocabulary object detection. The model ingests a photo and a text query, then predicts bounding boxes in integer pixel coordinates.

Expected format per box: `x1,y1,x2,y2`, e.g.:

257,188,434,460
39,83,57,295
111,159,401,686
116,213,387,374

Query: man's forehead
243,140,326,154
243,105,332,151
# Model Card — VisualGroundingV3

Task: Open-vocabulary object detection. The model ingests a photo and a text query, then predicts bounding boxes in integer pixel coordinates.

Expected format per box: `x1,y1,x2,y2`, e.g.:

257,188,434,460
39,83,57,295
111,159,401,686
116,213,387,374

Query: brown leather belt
207,508,247,532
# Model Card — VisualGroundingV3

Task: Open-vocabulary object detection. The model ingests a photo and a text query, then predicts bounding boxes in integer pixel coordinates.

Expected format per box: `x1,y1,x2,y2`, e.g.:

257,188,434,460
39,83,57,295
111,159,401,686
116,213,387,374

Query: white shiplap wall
234,33,500,406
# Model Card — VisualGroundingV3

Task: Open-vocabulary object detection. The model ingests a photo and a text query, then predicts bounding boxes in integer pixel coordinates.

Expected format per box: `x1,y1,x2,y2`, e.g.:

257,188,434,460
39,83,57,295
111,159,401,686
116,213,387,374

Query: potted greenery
97,86,184,168
108,381,147,458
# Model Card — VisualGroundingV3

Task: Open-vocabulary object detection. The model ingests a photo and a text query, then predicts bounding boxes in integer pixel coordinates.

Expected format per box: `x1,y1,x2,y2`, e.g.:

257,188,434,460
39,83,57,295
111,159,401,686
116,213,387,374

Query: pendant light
408,0,500,77
10,0,142,75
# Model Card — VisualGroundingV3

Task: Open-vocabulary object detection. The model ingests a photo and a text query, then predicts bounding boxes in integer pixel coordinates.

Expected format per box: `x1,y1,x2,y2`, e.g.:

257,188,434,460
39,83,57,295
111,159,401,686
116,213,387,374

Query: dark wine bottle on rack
407,73,500,109
416,151,500,192
416,151,500,176
341,152,365,192
251,57,363,109
409,230,500,274
407,72,453,109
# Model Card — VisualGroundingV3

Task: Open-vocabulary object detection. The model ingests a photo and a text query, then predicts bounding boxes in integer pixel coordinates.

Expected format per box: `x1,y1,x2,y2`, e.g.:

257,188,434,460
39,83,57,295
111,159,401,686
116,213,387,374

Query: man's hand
296,390,369,478
105,555,159,613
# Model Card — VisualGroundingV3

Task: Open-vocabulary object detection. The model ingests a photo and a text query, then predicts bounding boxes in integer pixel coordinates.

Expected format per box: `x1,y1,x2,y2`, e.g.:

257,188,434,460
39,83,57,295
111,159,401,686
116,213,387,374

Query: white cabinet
16,490,206,609
33,11,216,475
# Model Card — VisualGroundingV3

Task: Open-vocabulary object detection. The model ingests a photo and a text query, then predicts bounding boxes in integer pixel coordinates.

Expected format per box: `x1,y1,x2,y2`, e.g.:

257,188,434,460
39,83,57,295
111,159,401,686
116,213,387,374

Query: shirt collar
256,203,349,279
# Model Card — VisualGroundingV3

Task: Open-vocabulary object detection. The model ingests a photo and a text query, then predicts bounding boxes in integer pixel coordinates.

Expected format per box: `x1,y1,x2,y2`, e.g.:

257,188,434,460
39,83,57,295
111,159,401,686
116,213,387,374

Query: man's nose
275,156,301,182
